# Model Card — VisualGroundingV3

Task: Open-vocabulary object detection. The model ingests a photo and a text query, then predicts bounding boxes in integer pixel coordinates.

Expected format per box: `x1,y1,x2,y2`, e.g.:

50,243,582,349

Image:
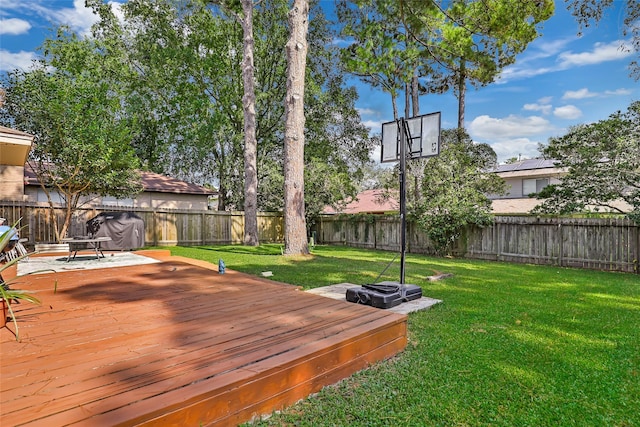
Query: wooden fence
2,201,638,273
0,202,284,247
315,215,640,274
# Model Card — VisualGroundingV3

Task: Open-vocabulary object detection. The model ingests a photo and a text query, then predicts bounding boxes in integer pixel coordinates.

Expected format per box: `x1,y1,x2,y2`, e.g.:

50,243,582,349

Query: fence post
558,220,564,267
201,211,206,245
153,210,158,246
635,220,639,274
495,219,501,260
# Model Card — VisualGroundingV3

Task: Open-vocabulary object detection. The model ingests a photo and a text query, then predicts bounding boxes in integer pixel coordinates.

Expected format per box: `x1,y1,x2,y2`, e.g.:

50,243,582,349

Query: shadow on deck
1,252,408,426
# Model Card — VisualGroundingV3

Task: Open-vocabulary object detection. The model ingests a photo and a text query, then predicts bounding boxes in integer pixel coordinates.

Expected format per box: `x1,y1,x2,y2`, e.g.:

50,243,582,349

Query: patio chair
0,225,27,264
3,239,29,263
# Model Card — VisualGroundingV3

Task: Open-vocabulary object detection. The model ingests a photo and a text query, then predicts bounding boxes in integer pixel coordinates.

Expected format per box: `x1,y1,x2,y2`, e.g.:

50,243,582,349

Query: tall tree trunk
404,83,410,118
241,0,259,246
457,60,466,131
283,0,309,256
391,94,398,120
412,71,419,117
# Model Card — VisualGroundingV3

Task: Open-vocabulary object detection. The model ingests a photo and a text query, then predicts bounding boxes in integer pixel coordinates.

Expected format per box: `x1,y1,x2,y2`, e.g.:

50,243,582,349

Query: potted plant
1,222,56,340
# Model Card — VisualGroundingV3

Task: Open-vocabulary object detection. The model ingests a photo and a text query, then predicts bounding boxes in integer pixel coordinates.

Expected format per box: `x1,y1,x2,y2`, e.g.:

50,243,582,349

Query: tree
283,0,310,256
239,0,259,246
86,0,373,237
89,0,368,218
0,29,142,242
566,0,640,80
336,0,424,120
89,0,248,210
402,0,554,129
206,0,260,245
534,101,640,221
414,129,506,255
254,5,374,224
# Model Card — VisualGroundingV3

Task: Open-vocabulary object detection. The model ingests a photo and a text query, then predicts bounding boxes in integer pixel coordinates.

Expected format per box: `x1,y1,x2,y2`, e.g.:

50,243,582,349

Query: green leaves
535,101,640,221
414,129,507,255
1,29,142,240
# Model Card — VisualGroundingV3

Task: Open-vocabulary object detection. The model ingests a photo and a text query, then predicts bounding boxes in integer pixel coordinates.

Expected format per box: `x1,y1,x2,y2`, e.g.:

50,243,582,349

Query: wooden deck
1,251,408,426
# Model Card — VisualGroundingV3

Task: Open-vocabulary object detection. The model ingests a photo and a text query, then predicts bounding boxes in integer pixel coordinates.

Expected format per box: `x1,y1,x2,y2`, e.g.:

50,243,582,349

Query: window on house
522,178,549,196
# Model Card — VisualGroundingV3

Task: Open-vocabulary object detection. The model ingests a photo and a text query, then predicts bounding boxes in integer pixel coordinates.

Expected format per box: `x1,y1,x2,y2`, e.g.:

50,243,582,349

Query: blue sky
0,0,637,163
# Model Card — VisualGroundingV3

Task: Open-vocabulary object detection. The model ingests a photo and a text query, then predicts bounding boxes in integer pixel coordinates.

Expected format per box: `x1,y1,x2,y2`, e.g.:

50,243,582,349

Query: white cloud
39,0,101,36
362,120,381,134
553,105,582,120
538,96,553,104
371,145,382,163
0,49,37,72
523,103,552,115
357,108,378,116
5,0,120,37
499,39,633,83
468,114,551,139
558,40,633,66
604,88,633,96
562,88,597,99
0,18,31,35
497,65,556,82
487,138,543,163
563,87,633,99
532,38,575,58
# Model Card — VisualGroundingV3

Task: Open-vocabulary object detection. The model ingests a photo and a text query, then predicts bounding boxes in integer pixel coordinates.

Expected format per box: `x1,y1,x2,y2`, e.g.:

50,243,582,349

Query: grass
167,244,640,426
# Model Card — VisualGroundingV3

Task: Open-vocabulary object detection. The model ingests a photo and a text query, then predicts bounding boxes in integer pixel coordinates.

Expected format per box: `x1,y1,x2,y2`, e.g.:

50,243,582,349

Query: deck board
1,254,408,426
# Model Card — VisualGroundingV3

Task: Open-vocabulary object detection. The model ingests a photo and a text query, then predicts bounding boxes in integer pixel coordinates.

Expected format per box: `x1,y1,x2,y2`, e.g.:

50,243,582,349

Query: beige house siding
499,174,563,199
488,159,566,213
0,165,26,201
23,185,210,211
17,166,214,211
102,191,210,210
0,126,33,202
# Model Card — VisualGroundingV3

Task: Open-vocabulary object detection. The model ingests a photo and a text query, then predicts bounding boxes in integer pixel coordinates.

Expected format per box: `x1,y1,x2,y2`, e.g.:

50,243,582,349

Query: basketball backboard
381,112,441,163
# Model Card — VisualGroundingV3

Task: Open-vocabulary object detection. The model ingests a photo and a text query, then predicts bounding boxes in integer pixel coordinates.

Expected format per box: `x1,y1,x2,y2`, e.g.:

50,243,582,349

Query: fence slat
314,215,639,274
2,201,637,274
0,202,283,248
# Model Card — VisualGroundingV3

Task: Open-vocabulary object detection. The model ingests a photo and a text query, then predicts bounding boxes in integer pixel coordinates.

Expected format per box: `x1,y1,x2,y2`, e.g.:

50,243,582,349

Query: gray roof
493,158,558,173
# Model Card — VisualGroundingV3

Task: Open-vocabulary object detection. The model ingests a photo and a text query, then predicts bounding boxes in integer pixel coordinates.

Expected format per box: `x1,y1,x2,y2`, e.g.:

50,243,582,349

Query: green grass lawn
168,244,640,426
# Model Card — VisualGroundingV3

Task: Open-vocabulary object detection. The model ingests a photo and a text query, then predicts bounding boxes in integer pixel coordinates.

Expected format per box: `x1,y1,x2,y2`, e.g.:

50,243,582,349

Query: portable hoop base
346,281,422,309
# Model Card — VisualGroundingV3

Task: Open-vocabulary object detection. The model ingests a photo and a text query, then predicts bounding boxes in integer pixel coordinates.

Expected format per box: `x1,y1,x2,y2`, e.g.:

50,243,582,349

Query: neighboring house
22,164,215,211
322,189,398,215
489,158,565,214
0,126,34,201
0,126,216,210
321,160,566,216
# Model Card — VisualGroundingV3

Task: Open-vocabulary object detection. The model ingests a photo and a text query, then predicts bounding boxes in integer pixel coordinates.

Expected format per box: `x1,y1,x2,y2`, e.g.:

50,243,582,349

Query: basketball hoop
380,112,441,285
381,112,441,163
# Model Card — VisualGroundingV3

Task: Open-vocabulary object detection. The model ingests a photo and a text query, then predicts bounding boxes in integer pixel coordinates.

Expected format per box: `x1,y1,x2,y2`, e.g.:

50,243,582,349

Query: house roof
138,171,215,195
0,126,34,139
0,126,33,166
493,158,558,173
323,189,398,214
491,198,543,214
23,164,215,196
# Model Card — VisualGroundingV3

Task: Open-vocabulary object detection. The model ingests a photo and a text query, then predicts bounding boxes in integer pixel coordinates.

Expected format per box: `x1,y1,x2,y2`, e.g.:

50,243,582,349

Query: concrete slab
17,251,161,276
306,282,442,315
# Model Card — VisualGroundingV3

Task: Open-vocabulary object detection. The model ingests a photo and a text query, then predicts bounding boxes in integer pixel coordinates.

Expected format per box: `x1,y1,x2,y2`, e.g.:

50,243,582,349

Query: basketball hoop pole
378,112,440,293
399,118,407,285
344,113,441,309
